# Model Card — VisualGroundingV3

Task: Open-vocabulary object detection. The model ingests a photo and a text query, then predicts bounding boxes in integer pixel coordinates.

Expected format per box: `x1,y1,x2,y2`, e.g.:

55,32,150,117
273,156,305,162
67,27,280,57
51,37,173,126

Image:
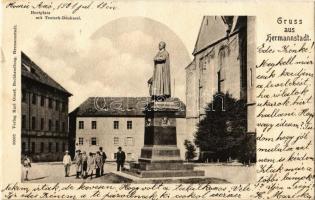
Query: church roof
193,16,245,55
185,59,196,70
71,97,186,117
21,52,72,96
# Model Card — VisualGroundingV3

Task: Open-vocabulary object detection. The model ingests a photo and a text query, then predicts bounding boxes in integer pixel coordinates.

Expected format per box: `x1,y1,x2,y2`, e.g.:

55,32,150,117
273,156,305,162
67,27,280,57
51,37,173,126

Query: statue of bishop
148,41,171,101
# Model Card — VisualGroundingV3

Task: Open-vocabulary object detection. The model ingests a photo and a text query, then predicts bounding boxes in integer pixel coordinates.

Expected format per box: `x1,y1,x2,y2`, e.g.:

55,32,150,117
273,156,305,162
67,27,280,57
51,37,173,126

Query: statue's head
159,41,166,50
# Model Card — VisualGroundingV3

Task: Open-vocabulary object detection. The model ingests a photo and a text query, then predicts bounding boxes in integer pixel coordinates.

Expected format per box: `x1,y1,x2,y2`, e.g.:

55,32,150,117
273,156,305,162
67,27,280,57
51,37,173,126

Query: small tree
194,92,251,163
239,133,256,164
184,140,197,162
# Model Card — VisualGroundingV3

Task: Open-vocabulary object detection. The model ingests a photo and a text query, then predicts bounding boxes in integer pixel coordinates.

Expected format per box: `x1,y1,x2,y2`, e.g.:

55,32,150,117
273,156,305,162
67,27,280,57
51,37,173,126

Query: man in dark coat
95,151,103,177
99,147,107,176
116,147,126,171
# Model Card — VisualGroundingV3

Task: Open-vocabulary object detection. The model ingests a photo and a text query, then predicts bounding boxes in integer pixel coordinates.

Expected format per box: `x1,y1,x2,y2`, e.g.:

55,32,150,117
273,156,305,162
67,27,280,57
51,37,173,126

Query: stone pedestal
128,100,204,178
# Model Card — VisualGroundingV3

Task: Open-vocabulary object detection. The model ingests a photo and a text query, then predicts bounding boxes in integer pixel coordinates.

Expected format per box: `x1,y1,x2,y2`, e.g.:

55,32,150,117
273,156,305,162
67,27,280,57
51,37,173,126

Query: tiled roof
193,16,245,55
72,97,186,117
21,52,72,96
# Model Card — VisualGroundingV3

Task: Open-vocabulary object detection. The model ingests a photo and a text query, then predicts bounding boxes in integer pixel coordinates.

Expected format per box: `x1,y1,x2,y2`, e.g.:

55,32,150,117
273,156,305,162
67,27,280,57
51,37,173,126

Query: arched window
217,46,229,93
211,94,225,111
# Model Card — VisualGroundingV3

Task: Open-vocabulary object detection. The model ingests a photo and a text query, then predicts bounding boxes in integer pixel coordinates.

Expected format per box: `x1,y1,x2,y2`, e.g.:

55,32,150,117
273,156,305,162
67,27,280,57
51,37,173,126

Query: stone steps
139,162,195,171
128,169,205,178
127,101,205,179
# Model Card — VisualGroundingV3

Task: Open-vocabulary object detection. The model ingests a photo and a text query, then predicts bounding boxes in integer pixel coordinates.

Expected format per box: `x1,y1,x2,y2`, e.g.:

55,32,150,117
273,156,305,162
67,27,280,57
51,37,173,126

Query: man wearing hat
62,150,72,177
116,147,126,171
74,150,82,178
99,147,107,176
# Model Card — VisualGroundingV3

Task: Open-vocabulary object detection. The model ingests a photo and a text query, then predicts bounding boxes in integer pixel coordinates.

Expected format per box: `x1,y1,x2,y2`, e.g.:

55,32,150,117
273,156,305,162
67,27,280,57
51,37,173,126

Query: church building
185,16,256,151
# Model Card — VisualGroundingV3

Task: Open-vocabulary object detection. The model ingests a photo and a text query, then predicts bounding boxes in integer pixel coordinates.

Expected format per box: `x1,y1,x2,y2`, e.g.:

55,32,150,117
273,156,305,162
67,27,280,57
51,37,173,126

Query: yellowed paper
1,1,314,200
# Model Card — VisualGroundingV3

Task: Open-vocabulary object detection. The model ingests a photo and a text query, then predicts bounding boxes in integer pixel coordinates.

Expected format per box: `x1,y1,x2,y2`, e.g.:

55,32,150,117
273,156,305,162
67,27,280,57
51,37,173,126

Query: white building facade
70,97,187,161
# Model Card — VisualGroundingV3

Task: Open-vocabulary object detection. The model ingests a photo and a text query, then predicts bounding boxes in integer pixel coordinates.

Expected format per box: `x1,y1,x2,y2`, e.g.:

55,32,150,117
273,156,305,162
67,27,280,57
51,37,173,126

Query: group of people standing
22,146,126,181
62,146,126,179
63,147,107,179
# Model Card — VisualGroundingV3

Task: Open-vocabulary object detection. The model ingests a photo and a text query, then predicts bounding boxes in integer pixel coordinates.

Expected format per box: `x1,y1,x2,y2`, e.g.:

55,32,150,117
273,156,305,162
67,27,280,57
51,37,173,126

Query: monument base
128,161,204,178
127,100,204,178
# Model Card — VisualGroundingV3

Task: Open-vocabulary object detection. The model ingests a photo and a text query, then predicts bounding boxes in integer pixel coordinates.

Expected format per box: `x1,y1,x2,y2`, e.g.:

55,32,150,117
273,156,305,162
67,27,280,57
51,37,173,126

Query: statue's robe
152,50,171,98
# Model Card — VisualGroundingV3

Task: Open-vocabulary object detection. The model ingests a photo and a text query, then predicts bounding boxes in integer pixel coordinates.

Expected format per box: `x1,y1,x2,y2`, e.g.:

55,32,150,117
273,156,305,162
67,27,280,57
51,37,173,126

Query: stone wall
185,61,198,118
247,16,256,133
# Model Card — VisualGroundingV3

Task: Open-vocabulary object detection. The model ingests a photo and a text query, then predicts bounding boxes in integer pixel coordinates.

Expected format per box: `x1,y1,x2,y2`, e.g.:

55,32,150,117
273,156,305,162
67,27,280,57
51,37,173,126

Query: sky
22,16,201,111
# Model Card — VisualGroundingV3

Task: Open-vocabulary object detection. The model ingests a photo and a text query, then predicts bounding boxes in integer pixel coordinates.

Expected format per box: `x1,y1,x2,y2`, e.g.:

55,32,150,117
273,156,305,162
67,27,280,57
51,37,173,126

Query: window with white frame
78,138,84,145
127,121,132,129
79,121,84,129
126,137,134,146
114,137,119,145
91,121,97,129
91,137,97,145
113,121,119,129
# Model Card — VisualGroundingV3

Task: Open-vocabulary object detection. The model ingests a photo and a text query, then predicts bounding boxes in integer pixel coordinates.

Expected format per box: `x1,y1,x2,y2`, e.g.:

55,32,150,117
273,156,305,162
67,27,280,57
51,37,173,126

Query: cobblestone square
22,162,255,184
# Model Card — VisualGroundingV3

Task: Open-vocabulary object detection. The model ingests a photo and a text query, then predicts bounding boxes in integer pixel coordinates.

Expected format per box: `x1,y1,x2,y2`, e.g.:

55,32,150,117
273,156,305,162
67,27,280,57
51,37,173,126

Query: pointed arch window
217,46,229,93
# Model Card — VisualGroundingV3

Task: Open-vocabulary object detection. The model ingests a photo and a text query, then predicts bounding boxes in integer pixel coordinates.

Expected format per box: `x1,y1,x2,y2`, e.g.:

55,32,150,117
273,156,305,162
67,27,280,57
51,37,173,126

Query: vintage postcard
1,0,314,200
